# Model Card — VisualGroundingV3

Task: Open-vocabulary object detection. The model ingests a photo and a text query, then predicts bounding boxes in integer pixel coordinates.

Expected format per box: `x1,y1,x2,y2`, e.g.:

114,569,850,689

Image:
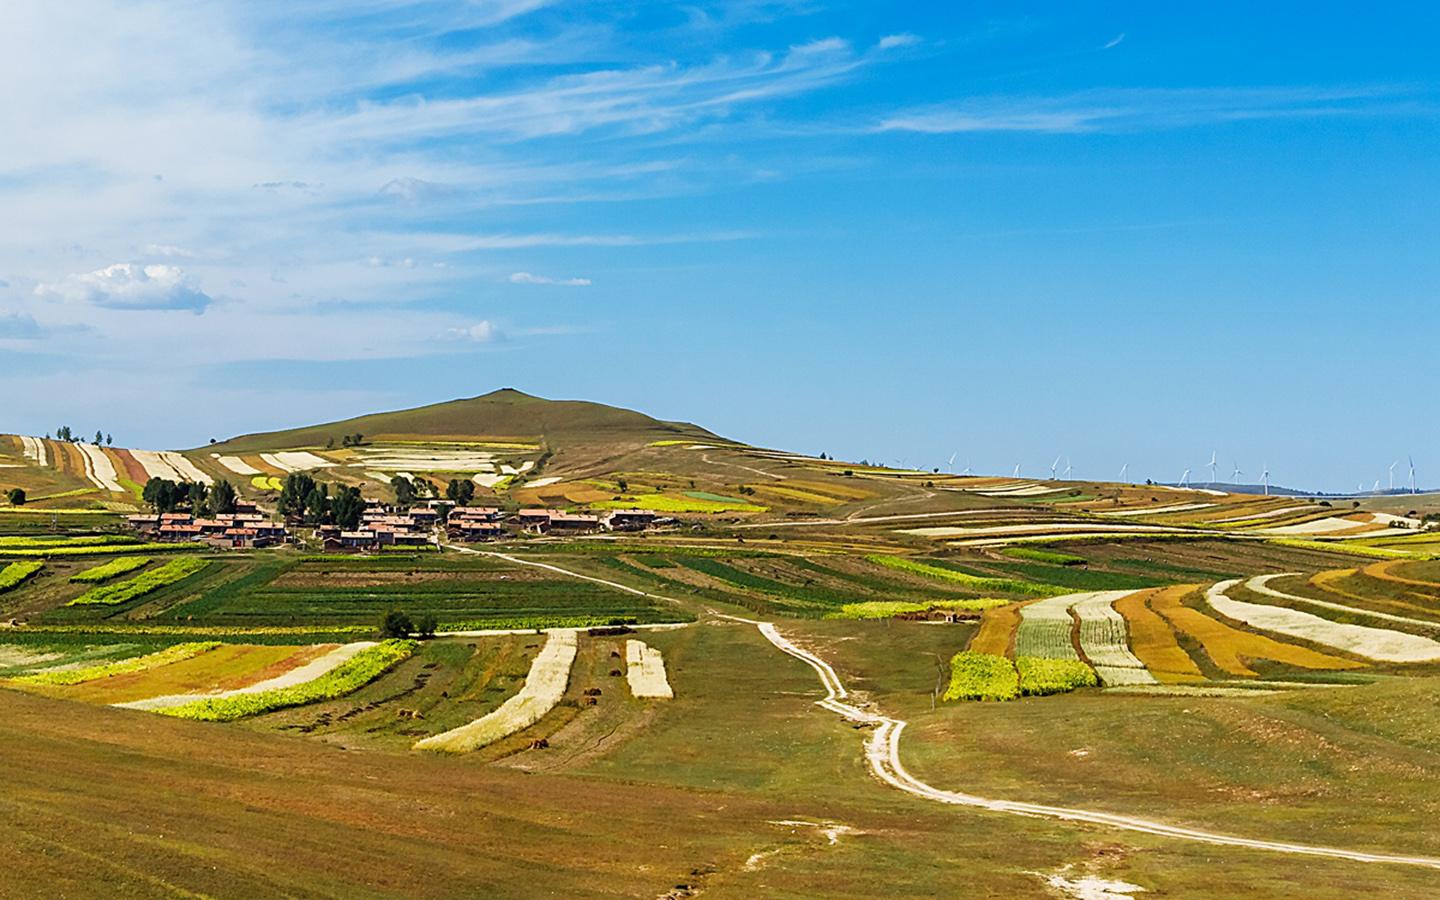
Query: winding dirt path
744,616,1440,870
444,545,1440,869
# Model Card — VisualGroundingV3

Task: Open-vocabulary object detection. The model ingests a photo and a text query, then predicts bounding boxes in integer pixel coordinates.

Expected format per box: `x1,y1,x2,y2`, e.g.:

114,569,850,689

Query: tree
332,485,365,531
105,434,113,446
326,436,335,450
94,430,103,445
391,475,416,507
380,609,414,639
212,480,238,515
142,477,181,512
5,488,24,506
278,472,318,517
414,612,438,639
303,482,330,525
446,478,475,506
187,482,210,516
617,477,629,493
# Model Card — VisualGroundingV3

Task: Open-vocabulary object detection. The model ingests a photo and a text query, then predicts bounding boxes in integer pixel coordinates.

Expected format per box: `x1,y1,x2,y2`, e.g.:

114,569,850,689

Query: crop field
1149,584,1363,676
416,631,575,751
1013,593,1084,659
69,556,152,583
1112,588,1206,683
1072,591,1157,685
942,651,1019,701
67,557,211,607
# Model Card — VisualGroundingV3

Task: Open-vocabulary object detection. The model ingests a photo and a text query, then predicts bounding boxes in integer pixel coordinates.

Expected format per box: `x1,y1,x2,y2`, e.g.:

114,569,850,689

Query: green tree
105,434,113,446
445,478,475,506
380,609,414,639
303,483,330,525
187,482,210,515
5,488,24,506
278,473,318,517
212,480,238,515
142,477,180,512
94,430,103,445
332,485,365,531
414,612,438,639
391,475,416,506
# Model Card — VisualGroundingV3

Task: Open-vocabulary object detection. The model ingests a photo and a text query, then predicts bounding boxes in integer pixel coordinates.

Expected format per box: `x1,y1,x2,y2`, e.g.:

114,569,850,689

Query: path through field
448,546,1440,869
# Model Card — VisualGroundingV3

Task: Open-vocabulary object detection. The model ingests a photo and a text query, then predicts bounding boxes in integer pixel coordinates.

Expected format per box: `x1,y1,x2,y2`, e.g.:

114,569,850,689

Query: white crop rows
1072,591,1158,686
213,454,262,476
19,435,48,467
1204,579,1440,663
414,630,578,752
260,451,336,473
625,639,674,699
75,443,124,493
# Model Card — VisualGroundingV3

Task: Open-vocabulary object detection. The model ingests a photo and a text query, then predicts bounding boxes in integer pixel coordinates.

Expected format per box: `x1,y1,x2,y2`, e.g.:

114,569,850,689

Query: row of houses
451,507,667,541
126,509,289,549
318,505,440,551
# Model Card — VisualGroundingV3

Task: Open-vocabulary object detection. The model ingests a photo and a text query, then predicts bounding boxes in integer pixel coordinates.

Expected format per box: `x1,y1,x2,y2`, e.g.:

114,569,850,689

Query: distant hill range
1164,482,1436,499
203,388,720,454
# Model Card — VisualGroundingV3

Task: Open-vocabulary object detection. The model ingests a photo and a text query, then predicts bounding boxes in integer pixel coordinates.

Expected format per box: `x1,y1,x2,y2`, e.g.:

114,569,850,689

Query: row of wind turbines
944,450,1421,496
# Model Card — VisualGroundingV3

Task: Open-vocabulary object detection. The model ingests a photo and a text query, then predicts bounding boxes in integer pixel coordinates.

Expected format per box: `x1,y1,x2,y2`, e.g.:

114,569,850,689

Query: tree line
143,478,238,516
277,473,365,530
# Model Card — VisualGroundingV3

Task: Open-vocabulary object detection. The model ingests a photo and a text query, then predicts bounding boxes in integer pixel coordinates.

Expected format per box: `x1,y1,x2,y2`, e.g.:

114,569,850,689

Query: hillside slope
204,388,721,453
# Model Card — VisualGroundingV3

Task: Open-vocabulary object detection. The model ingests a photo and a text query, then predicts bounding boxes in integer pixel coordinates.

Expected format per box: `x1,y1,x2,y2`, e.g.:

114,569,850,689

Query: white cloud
509,271,591,286
447,320,503,342
35,263,213,312
0,312,42,339
1104,33,1126,50
877,33,921,50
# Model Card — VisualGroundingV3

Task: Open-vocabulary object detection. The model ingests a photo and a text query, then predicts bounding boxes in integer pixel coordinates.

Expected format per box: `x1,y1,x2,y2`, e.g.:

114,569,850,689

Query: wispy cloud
509,272,591,286
876,86,1412,134
1103,33,1126,50
877,33,921,50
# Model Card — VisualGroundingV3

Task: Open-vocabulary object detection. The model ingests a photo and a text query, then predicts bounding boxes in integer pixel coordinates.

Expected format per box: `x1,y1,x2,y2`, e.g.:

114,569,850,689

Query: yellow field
1150,585,1363,676
1113,588,1205,683
1364,560,1440,590
28,644,331,705
749,485,844,505
967,602,1025,657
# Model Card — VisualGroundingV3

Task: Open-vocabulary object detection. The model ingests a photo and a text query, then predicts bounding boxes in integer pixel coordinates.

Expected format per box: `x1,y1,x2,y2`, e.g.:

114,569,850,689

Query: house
516,508,553,533
158,523,202,541
548,513,601,533
449,521,507,542
602,509,659,531
339,530,378,550
126,514,159,534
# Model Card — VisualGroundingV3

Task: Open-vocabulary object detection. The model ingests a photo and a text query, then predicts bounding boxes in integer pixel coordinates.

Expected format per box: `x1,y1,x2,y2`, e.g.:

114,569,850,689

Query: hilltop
203,388,721,454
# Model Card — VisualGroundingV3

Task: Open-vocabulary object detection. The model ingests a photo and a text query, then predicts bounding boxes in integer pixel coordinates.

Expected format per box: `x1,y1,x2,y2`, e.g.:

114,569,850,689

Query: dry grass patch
1113,588,1205,683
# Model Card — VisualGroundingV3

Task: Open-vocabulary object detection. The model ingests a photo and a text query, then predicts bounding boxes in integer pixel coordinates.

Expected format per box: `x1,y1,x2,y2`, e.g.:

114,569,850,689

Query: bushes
70,556,152,583
866,555,1066,597
1016,656,1097,696
17,642,219,685
0,561,43,593
942,651,1019,701
156,640,417,721
68,557,210,606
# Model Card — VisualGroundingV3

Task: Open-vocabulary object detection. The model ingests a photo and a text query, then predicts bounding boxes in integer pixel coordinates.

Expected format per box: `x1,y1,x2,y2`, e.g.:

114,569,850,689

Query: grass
1015,656,1097,695
0,561,44,593
867,555,1067,597
156,640,417,721
14,642,220,686
67,557,211,607
942,651,1019,701
69,556,152,583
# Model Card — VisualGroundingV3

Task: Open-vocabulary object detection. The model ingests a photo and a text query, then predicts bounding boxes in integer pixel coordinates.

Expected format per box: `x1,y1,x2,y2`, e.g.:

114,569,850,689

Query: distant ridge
203,388,720,453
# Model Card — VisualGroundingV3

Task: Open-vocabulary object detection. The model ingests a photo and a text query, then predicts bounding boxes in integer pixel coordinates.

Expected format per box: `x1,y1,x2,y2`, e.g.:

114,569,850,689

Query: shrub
1016,656,1097,696
380,609,414,638
5,488,25,506
942,651,1019,702
70,556,152,583
67,557,210,606
156,640,417,721
0,561,43,593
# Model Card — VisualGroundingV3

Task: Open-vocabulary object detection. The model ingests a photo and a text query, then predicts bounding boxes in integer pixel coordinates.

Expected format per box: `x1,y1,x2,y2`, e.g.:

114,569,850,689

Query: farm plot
942,651,1018,701
1072,591,1158,686
415,630,577,752
1112,589,1204,683
356,447,503,472
74,443,124,492
213,454,262,476
1205,579,1440,663
18,435,48,466
162,557,675,628
259,452,336,473
625,639,673,699
120,641,382,712
1014,593,1084,660
1149,585,1362,676
70,556,151,583
0,561,44,593
1247,573,1440,632
24,644,334,705
67,557,210,607
13,642,219,686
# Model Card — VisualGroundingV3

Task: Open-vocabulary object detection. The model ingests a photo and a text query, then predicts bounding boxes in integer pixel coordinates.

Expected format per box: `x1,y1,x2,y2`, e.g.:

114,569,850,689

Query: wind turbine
1373,479,1382,493
1118,463,1129,483
1013,463,1022,478
1062,457,1073,479
1410,456,1418,495
1178,468,1191,488
1389,460,1399,493
947,451,957,472
1231,462,1244,484
1050,455,1061,481
1261,462,1270,496
1207,450,1218,486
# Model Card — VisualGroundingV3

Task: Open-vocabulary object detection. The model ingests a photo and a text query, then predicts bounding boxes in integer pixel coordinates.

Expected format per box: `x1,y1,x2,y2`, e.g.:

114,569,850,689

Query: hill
204,388,721,453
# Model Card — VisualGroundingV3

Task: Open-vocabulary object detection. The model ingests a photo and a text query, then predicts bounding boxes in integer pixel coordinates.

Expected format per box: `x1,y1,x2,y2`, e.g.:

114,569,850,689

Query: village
126,500,669,552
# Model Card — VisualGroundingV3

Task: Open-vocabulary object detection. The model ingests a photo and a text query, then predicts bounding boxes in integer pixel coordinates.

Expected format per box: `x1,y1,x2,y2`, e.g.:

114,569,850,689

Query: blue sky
1,2,1437,491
